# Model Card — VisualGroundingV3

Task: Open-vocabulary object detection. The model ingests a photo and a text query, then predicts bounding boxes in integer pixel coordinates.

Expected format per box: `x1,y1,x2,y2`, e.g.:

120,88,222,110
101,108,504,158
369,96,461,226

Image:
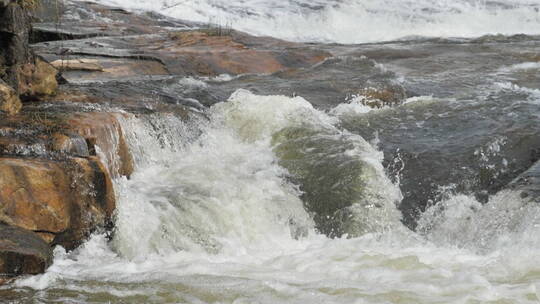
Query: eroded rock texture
0,223,53,279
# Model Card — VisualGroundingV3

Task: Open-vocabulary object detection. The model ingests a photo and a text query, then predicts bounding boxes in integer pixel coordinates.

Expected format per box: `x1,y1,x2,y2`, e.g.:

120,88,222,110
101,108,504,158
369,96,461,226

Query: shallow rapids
94,0,540,43
3,90,540,303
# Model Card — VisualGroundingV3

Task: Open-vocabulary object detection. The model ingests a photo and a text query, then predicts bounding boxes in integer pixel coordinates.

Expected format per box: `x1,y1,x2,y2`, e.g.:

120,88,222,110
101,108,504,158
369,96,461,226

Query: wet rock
156,30,330,76
355,86,407,108
0,223,53,278
67,112,134,177
50,133,89,156
18,57,58,99
0,2,32,63
33,30,329,83
0,156,115,249
0,79,21,115
50,57,168,83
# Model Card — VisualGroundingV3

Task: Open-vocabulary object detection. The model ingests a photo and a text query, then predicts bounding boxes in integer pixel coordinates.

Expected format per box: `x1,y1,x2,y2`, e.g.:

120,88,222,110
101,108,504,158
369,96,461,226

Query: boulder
0,156,115,250
67,112,134,177
17,57,58,99
0,223,53,279
0,79,21,115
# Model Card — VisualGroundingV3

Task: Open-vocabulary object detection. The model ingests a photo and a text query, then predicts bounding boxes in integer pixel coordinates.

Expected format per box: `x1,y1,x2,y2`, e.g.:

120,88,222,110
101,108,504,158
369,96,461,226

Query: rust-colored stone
67,112,134,178
0,157,116,249
0,158,72,233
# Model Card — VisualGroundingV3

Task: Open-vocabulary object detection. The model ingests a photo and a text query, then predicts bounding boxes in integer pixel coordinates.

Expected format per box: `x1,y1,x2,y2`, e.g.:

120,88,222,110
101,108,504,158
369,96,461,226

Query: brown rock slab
57,57,169,83
0,223,53,277
50,59,104,72
0,156,115,250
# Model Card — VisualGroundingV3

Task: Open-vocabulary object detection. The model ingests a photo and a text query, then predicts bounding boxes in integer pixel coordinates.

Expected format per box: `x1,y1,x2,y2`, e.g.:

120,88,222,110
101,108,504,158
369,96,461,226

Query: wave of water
7,90,540,303
93,0,540,43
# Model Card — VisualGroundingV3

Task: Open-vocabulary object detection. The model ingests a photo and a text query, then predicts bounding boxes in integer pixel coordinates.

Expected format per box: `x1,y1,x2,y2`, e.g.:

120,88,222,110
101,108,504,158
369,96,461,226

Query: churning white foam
93,0,540,43
12,90,540,303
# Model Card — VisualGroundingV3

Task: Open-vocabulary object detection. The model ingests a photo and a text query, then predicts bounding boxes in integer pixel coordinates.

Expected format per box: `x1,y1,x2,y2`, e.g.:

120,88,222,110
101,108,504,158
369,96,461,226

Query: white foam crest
212,89,338,142
506,62,540,71
494,82,540,103
16,225,540,303
94,0,540,43
330,96,378,117
115,113,203,168
112,109,314,259
418,190,540,254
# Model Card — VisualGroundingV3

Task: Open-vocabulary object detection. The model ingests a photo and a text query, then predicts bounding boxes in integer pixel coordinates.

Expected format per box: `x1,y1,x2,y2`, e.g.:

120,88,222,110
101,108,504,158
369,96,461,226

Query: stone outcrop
0,223,53,280
31,1,330,82
67,113,134,178
0,156,115,250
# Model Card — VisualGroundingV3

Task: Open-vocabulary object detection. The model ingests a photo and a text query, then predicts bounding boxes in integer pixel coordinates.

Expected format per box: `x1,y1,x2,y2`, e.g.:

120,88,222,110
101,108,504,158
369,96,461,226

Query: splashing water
3,90,540,303
93,0,540,43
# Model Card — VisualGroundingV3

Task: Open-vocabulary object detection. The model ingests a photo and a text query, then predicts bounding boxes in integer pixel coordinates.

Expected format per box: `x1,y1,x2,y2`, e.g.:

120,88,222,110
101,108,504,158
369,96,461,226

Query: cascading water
112,89,402,258
8,88,540,303
94,0,540,43
3,1,540,301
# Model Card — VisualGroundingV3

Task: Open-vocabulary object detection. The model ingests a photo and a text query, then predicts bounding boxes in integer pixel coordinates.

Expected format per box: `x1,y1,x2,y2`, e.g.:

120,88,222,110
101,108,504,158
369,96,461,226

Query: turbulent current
4,88,540,303
2,0,540,303
94,0,540,43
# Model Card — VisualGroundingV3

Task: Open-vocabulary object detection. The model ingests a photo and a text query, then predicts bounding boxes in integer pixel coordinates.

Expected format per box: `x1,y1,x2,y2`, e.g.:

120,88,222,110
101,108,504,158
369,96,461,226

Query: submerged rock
68,112,134,178
0,223,53,280
272,126,401,237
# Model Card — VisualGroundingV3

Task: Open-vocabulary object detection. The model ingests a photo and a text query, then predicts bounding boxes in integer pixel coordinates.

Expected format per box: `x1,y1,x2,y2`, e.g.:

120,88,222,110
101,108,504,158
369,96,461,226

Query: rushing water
94,0,540,43
2,0,540,303
1,87,539,303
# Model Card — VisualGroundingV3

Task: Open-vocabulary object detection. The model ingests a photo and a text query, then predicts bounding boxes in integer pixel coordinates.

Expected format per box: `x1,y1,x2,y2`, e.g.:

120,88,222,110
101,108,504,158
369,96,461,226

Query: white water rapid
11,90,540,303
92,0,540,43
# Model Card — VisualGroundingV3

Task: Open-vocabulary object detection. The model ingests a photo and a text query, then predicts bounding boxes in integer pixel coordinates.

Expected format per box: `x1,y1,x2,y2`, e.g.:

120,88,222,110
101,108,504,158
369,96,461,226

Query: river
2,0,540,303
